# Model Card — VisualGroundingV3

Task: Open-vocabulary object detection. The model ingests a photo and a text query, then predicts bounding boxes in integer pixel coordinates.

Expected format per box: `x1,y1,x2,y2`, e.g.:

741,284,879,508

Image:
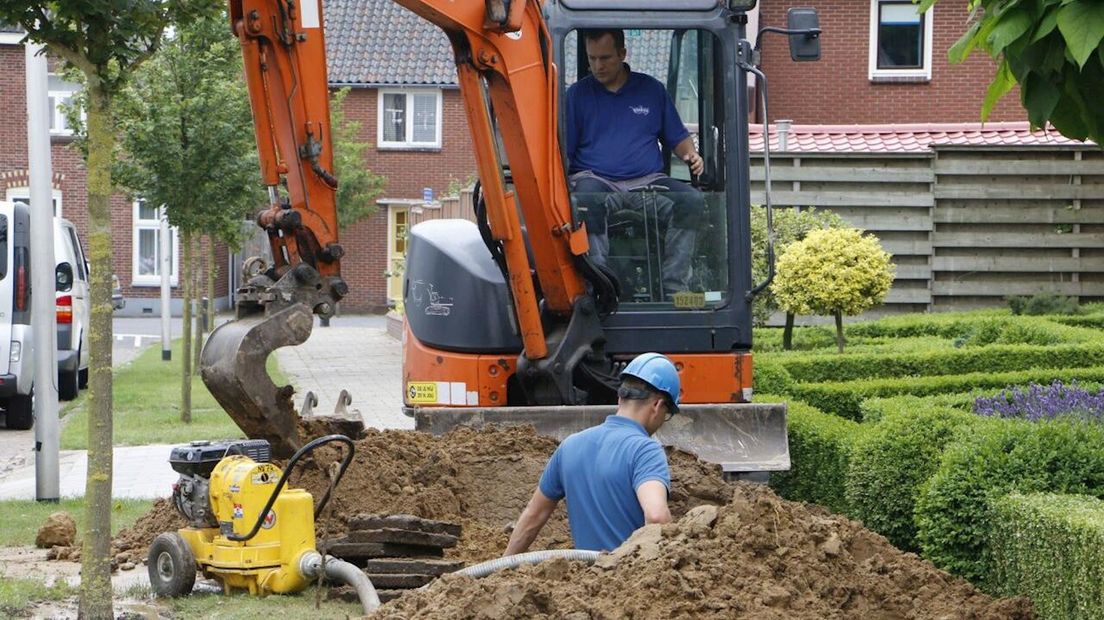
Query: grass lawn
61,338,287,449
0,498,153,547
164,590,365,619
0,577,74,618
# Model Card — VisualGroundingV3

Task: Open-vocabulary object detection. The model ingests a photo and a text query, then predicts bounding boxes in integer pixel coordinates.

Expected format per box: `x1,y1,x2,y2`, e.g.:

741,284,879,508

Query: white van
54,217,90,400
0,201,36,429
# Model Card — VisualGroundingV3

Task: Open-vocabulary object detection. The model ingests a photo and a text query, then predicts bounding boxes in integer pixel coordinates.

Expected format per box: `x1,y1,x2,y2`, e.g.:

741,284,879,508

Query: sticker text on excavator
408,382,438,404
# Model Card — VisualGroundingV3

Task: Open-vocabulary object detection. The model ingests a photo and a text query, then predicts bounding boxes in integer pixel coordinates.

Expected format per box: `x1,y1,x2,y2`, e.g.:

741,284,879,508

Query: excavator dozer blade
200,303,314,458
414,403,789,474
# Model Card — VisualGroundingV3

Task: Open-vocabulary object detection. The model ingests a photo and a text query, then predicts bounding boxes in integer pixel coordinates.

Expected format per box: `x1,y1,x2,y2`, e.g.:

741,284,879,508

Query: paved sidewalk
0,314,406,500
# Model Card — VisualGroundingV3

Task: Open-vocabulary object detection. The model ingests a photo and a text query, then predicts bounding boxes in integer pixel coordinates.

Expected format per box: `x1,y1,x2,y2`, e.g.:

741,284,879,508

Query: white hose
300,552,381,613
456,549,601,579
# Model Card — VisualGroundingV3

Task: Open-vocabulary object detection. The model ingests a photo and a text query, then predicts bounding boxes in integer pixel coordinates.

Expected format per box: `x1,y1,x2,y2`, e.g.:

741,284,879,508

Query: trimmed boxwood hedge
859,393,975,423
915,419,1104,588
765,395,864,516
773,343,1104,384
845,405,977,551
788,365,1104,420
846,314,1099,344
992,493,1104,620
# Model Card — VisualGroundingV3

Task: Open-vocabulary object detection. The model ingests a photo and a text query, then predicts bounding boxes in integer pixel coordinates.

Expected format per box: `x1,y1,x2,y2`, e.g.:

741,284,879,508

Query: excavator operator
503,353,680,554
565,29,706,300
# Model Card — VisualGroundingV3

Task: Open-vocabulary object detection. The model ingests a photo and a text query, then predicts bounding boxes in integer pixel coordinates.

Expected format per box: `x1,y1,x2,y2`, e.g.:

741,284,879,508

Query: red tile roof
749,122,1096,154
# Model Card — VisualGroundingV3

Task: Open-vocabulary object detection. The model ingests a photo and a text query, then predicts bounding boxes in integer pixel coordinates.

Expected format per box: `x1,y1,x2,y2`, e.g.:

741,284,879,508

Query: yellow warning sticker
407,382,438,404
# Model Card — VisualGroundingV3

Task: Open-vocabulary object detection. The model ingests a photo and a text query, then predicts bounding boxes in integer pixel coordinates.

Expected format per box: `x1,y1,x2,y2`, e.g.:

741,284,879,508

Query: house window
6,187,61,216
132,200,179,287
377,89,442,149
869,0,933,81
48,73,81,136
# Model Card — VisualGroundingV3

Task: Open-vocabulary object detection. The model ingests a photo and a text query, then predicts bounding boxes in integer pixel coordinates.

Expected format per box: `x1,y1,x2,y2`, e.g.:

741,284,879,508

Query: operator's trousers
571,171,703,298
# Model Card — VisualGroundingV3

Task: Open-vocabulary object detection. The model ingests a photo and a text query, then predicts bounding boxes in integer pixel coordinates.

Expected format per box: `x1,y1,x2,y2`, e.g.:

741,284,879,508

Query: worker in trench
504,353,680,554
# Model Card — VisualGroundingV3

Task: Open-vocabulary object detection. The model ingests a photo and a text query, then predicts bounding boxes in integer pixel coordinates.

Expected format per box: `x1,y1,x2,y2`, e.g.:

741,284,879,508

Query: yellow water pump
148,435,379,612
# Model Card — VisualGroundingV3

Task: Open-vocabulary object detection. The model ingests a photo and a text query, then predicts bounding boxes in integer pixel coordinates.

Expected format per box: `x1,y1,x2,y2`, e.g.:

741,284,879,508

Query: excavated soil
110,425,1034,618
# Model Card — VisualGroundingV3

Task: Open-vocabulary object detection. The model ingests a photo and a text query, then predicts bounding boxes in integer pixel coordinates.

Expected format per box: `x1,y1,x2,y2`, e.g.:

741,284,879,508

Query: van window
66,226,87,280
0,215,7,280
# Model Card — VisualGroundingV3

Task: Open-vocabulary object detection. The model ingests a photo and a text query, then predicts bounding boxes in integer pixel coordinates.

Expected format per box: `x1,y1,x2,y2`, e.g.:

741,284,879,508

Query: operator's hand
684,152,705,177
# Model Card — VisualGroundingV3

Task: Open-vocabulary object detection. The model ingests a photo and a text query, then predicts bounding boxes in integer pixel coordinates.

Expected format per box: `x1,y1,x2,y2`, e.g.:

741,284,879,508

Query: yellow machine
149,436,380,612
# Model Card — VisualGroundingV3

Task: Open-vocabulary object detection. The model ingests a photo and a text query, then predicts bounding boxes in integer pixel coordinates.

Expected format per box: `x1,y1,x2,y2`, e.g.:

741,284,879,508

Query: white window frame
377,89,443,149
48,73,82,136
6,186,62,217
131,201,179,287
868,0,933,81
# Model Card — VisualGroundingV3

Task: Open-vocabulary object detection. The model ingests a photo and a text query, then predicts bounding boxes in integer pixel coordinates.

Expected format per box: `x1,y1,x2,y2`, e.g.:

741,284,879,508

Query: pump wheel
148,532,197,597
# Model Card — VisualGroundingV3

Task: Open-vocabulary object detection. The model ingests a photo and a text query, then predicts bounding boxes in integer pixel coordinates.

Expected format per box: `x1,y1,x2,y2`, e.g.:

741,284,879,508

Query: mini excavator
201,0,821,476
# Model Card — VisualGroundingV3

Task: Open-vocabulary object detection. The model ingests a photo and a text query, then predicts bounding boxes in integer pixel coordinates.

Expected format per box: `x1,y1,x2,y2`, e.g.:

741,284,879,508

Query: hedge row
788,365,1104,420
915,419,1104,588
764,395,864,516
845,405,977,551
846,314,1100,344
992,493,1104,620
771,343,1104,385
858,393,975,423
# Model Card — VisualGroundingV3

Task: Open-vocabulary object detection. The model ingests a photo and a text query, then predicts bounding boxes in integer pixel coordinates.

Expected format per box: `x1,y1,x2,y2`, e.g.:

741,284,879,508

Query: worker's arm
636,480,672,524
504,488,560,556
673,137,705,176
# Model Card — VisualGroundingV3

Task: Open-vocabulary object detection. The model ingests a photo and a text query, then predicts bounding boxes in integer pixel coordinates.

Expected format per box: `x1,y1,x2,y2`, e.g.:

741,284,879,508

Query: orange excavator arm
202,0,607,456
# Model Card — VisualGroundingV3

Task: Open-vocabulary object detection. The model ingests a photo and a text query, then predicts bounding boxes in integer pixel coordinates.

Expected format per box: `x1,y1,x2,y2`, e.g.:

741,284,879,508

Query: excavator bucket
200,303,314,458
414,403,789,475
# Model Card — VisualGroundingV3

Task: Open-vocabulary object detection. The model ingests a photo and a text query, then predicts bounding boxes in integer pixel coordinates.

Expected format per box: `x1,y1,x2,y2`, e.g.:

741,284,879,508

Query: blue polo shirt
538,415,671,551
565,67,690,180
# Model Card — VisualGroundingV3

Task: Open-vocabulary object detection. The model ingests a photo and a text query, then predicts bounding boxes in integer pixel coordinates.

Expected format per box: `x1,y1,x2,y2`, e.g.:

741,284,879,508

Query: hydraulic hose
455,549,601,579
300,552,381,614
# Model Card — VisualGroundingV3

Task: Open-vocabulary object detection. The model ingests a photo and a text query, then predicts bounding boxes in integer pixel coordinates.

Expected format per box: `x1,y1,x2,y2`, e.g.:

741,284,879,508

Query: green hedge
773,343,1104,384
847,314,1100,344
845,405,977,551
859,393,975,423
992,493,1104,620
915,419,1104,588
765,395,864,516
753,359,794,394
789,365,1104,420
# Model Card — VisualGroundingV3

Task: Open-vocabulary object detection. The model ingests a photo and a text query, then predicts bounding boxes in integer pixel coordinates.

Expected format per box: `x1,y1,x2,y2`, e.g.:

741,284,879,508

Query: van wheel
79,367,88,389
5,394,33,430
59,366,79,401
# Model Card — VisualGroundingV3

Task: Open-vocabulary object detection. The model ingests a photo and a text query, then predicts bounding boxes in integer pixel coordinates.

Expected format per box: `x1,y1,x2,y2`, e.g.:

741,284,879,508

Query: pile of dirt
376,482,1036,620
110,425,732,565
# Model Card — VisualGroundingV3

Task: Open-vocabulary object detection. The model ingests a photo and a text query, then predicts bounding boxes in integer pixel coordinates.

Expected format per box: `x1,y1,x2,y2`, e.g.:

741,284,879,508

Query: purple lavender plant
973,380,1104,422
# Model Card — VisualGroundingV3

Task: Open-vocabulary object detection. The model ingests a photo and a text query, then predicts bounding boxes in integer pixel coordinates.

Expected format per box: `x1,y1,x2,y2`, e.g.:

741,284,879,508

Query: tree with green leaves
774,228,895,353
330,87,386,230
112,12,261,423
0,2,219,617
930,0,1104,144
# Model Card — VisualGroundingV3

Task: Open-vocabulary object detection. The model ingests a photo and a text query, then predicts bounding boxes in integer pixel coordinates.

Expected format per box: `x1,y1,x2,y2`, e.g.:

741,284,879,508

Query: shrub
774,343,1104,385
774,228,895,352
765,395,864,515
1007,293,1081,316
974,380,1104,422
992,493,1104,620
753,360,793,394
789,365,1104,420
845,406,977,551
848,313,1099,344
860,393,975,423
915,419,1104,587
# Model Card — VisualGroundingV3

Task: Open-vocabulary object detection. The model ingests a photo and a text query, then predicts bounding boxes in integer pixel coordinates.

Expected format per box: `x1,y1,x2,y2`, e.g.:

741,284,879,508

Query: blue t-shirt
565,68,690,180
538,415,671,551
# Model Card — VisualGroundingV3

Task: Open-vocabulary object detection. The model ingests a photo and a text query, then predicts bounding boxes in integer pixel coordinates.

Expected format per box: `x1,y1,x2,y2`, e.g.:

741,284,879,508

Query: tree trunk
835,310,846,354
181,230,193,424
193,237,204,370
207,238,216,335
79,80,115,620
783,312,795,350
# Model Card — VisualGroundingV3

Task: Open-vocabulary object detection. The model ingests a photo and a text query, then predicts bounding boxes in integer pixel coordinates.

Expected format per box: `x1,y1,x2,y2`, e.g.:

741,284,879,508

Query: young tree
113,13,261,422
750,206,845,348
0,2,219,616
774,228,895,353
929,0,1104,143
331,87,386,230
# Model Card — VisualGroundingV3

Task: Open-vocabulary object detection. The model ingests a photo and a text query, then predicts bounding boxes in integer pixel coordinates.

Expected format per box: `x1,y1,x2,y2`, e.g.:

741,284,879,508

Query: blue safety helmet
620,352,681,413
